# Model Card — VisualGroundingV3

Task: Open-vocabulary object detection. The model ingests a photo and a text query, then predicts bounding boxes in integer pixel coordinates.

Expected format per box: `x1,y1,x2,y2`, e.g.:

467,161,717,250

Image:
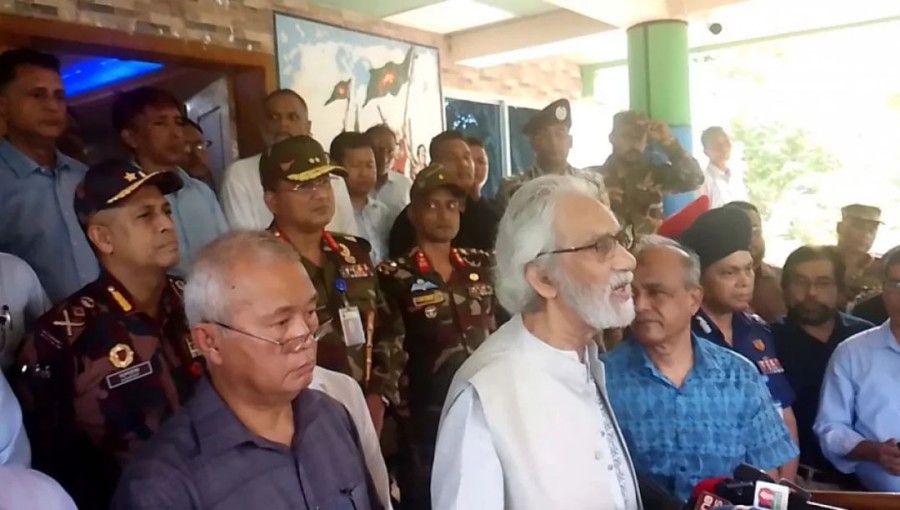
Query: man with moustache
261,134,406,435
219,89,357,234
113,231,382,509
595,111,704,247
112,87,227,276
773,246,873,488
378,163,496,508
603,235,798,500
682,207,800,480
367,123,413,223
727,201,786,323
432,175,642,509
388,130,499,258
0,48,97,302
15,160,203,508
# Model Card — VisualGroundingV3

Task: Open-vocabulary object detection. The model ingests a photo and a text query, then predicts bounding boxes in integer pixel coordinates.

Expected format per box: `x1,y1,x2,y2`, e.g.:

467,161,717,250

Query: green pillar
627,20,694,215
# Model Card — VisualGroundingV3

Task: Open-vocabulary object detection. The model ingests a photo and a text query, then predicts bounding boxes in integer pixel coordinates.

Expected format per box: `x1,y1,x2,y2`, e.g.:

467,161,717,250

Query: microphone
733,464,775,484
682,477,732,510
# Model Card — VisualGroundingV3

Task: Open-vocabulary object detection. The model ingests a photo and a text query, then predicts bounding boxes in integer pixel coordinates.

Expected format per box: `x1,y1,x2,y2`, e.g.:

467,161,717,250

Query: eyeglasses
536,231,632,259
287,175,332,193
213,318,333,354
185,141,213,152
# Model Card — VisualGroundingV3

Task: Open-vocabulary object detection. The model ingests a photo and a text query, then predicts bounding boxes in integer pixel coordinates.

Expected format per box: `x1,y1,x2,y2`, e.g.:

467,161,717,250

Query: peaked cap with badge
74,158,183,225
259,134,346,190
522,98,571,137
410,163,467,203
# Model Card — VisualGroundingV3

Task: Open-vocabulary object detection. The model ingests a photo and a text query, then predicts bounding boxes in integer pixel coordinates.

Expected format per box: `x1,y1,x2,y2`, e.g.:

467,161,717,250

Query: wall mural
274,12,444,177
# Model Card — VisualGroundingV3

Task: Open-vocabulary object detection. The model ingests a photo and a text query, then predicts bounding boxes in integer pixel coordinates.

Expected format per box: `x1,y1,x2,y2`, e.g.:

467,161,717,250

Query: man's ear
192,324,224,366
264,189,278,215
119,127,139,152
688,285,704,316
86,220,114,256
524,262,559,301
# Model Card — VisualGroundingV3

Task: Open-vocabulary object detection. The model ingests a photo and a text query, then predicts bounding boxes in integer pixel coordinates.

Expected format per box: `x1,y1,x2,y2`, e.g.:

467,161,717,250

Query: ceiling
307,0,900,69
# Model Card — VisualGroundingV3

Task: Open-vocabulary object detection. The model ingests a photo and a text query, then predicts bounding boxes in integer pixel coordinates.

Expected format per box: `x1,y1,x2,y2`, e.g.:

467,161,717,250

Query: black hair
700,126,726,149
329,131,374,165
111,86,183,133
183,118,203,134
724,201,759,215
781,245,846,291
264,89,308,111
429,130,466,161
365,123,396,141
881,246,900,280
0,48,61,91
465,136,485,148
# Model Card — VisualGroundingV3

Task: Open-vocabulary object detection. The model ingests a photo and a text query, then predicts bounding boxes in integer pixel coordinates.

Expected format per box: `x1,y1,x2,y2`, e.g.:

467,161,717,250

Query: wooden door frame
0,13,276,158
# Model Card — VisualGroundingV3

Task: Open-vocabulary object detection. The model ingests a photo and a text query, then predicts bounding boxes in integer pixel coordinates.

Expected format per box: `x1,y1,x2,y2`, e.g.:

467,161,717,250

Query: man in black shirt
388,130,499,257
772,245,873,488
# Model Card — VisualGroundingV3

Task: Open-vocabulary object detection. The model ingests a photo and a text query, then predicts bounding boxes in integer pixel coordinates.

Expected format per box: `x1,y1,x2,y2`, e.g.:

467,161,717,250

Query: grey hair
184,230,301,327
634,234,702,288
493,174,604,314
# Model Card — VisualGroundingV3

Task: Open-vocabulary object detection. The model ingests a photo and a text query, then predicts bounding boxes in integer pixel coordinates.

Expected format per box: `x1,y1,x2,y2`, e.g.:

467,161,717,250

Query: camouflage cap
841,204,882,224
260,135,345,191
611,110,649,137
410,163,467,203
523,98,571,136
74,159,183,225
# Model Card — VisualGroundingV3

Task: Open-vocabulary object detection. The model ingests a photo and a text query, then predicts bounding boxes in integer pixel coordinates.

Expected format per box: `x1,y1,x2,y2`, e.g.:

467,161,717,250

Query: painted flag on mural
325,79,351,105
363,46,415,106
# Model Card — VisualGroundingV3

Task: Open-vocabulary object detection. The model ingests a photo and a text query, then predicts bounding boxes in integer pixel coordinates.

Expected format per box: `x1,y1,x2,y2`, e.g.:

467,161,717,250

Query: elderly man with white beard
431,175,643,510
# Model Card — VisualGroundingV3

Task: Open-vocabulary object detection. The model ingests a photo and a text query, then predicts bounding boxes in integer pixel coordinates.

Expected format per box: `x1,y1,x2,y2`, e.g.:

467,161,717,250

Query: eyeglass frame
285,174,332,193
535,230,633,259
212,318,333,354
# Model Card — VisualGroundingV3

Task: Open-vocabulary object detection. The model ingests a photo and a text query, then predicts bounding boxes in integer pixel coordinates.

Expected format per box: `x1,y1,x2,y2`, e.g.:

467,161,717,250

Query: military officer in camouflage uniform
593,110,704,247
377,163,496,508
261,134,406,435
495,98,609,211
14,159,202,509
836,204,883,310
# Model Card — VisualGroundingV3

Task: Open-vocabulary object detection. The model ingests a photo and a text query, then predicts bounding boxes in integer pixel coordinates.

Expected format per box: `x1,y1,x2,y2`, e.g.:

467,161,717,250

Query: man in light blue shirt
112,86,227,276
0,48,98,302
603,235,797,500
815,246,900,492
367,124,412,225
0,369,30,466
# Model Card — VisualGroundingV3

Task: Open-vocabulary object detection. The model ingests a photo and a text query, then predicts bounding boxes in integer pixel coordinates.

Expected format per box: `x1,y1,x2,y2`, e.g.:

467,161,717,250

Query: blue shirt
602,335,798,500
0,370,30,466
166,168,228,277
692,309,796,409
113,377,380,510
814,321,900,491
0,140,98,302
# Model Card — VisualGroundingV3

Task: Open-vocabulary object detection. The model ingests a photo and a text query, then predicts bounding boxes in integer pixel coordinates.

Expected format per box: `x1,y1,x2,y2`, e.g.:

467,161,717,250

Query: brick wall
0,0,582,104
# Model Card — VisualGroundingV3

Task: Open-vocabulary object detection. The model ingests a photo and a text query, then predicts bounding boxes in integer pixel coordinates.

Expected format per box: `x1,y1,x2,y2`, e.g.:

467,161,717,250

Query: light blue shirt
0,139,98,302
353,198,392,265
0,370,30,466
370,171,412,226
603,335,798,500
0,466,76,509
814,321,900,491
166,168,228,277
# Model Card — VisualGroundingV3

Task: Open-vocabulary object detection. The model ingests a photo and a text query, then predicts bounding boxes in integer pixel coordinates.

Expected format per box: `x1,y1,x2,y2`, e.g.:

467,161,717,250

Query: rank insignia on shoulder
410,278,439,292
80,296,95,309
695,315,712,334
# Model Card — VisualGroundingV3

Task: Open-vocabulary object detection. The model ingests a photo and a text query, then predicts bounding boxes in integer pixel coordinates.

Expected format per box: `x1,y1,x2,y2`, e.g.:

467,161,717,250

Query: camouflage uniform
377,246,496,506
260,135,407,404
14,274,200,509
838,204,884,310
593,112,704,247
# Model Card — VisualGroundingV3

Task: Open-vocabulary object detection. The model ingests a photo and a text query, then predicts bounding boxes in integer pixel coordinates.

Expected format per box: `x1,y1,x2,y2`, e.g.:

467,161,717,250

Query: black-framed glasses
287,175,332,193
536,230,632,259
213,318,333,354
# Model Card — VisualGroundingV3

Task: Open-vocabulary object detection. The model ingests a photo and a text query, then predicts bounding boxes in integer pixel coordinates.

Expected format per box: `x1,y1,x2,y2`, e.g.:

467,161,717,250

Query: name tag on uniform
757,357,785,375
339,306,366,347
412,291,444,308
105,361,154,390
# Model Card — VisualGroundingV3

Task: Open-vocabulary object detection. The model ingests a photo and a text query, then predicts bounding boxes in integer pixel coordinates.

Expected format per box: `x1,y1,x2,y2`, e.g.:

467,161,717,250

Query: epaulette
458,248,493,267
37,294,95,348
694,314,713,335
744,311,771,330
168,275,186,297
330,232,373,254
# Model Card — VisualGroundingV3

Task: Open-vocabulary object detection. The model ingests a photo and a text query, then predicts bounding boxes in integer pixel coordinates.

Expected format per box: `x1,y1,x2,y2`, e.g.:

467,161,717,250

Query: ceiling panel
308,0,556,20
482,0,557,16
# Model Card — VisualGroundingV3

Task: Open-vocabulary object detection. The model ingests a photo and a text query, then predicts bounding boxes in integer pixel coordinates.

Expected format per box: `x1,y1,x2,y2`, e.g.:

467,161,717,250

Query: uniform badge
410,279,438,292
108,286,133,312
424,306,438,319
338,243,357,264
109,343,135,369
412,291,445,308
80,296,95,309
469,273,480,282
52,309,84,337
555,105,567,121
695,315,712,334
468,283,494,298
753,339,765,352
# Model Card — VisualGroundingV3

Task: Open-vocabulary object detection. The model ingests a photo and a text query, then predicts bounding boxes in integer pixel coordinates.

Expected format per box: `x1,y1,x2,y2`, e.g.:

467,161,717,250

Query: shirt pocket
322,484,368,510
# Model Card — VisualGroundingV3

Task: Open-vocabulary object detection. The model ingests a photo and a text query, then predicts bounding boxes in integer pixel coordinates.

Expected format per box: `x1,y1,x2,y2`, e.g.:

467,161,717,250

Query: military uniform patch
412,291,445,308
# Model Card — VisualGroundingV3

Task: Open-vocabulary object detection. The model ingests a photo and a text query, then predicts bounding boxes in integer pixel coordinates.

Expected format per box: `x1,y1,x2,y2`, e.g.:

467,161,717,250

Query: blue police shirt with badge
692,309,796,409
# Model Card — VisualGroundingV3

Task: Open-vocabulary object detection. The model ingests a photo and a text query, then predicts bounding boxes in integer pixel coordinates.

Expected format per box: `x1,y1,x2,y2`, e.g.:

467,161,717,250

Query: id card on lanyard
335,277,365,347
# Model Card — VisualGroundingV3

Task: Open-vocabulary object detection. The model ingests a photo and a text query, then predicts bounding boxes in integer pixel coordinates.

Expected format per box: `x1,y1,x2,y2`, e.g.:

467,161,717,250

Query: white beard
553,267,635,331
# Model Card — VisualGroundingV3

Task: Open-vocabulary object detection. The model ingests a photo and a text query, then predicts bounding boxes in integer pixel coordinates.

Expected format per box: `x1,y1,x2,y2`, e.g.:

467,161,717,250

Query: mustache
607,271,634,290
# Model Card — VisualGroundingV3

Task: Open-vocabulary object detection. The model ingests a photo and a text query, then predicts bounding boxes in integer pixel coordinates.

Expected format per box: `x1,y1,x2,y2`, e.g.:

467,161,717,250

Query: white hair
634,235,702,288
494,174,605,315
184,230,301,327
